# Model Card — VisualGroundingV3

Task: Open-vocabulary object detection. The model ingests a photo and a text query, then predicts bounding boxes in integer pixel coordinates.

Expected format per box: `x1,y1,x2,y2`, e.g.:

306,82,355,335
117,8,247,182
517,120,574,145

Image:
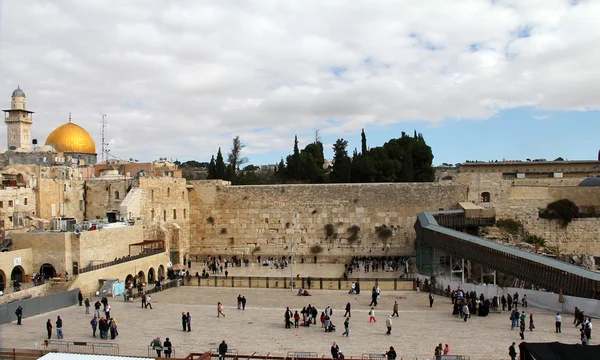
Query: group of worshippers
574,307,594,345
90,297,118,340
450,288,490,321
284,304,339,332
346,256,409,276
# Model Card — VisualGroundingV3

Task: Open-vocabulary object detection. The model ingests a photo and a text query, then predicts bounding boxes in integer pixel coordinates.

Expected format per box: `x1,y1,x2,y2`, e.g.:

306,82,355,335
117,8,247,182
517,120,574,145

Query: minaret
3,86,34,151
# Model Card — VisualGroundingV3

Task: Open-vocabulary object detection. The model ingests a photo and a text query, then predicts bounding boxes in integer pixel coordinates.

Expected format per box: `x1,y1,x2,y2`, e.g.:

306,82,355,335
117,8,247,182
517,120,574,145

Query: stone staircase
46,280,72,295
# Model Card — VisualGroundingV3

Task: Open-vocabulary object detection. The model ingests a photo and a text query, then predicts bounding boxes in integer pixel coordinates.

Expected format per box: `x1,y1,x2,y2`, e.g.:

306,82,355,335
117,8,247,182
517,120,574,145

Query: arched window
114,190,120,200
481,192,491,203
167,187,170,197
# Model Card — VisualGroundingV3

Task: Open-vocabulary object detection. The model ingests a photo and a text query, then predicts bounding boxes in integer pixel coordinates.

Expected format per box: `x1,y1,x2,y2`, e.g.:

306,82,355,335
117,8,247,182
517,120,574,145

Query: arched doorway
481,191,491,203
158,265,165,281
0,269,6,292
137,270,146,285
125,274,134,288
40,263,57,279
11,266,24,282
148,267,155,283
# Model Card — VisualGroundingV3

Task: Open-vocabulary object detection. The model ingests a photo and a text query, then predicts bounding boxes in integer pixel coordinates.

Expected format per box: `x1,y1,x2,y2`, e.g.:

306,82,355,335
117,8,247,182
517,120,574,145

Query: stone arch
158,265,165,281
0,269,6,292
148,267,156,283
481,191,491,203
137,270,146,284
125,274,134,288
39,263,57,279
11,265,24,282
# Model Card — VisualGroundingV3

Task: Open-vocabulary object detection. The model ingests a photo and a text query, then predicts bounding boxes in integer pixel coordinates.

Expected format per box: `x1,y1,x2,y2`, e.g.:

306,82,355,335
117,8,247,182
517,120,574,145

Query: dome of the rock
45,121,96,154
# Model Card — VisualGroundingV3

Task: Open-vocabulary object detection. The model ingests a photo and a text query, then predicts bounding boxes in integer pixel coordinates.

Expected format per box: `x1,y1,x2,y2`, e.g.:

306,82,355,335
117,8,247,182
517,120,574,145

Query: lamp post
290,237,294,292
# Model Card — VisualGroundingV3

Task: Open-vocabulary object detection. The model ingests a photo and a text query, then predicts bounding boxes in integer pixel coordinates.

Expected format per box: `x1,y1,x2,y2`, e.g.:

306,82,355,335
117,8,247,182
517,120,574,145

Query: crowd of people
346,256,409,276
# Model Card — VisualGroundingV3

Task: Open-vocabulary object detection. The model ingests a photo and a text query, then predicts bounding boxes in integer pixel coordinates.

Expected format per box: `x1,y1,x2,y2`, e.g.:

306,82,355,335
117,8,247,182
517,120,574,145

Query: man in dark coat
46,319,52,339
15,306,23,325
284,307,292,328
78,291,83,306
187,312,192,332
182,312,187,331
330,342,340,359
369,287,378,306
241,296,246,310
218,340,228,360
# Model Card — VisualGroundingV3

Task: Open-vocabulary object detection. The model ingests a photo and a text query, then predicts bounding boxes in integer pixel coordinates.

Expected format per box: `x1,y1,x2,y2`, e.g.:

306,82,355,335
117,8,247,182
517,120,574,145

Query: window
0,201,3,208
151,189,154,201
163,210,166,221
151,209,154,219
24,197,28,205
481,192,491,203
173,209,177,220
8,200,13,207
183,209,187,219
167,187,170,197
114,190,120,200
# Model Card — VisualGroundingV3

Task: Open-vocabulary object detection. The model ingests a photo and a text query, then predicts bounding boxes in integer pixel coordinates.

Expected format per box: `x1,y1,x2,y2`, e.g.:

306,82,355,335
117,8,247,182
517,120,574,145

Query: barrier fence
0,289,79,324
147,345,176,358
40,340,119,355
183,276,415,291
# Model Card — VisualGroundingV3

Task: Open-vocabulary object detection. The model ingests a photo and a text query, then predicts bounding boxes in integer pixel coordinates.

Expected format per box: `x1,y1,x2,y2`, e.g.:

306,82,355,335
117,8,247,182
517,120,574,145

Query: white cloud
533,115,551,120
0,0,598,162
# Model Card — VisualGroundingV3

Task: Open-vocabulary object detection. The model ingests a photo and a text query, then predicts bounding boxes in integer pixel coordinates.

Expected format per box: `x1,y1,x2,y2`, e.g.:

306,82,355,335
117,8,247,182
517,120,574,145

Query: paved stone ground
0,286,592,359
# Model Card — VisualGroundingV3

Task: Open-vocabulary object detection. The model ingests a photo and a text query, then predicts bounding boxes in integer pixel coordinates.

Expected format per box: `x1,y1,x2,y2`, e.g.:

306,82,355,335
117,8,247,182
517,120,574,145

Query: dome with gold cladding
45,120,96,154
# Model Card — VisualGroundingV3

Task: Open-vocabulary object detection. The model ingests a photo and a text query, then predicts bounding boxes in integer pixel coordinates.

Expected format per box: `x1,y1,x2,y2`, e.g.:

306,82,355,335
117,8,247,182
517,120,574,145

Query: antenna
100,113,108,161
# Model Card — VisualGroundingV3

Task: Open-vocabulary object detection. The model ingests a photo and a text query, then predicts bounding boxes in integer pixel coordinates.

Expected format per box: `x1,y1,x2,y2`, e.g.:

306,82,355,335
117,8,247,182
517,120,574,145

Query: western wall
185,174,600,261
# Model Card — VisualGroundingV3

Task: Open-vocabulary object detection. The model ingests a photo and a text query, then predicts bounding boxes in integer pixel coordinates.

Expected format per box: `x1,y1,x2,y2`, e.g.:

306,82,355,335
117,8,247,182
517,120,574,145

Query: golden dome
45,121,96,154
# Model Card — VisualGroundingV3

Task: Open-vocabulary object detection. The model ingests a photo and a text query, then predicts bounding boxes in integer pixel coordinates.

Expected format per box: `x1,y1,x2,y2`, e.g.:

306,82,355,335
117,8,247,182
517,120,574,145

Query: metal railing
148,345,176,358
39,340,119,355
130,279,180,299
78,249,164,274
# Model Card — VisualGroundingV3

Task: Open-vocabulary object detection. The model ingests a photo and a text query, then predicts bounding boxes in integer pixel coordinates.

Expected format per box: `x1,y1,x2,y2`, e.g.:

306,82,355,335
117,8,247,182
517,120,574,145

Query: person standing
385,315,392,335
529,314,535,331
462,304,469,322
342,317,349,337
182,312,188,331
429,293,434,308
294,311,300,328
164,337,173,358
218,340,228,360
344,302,351,317
90,316,98,337
581,328,588,346
391,301,399,317
15,306,23,325
187,312,192,332
555,313,562,333
237,295,242,310
501,295,507,311
508,342,517,360
218,302,225,317
105,304,111,318
84,298,90,314
151,336,163,357
46,319,52,339
141,293,147,308
385,346,396,360
78,291,83,306
369,287,378,306
522,294,528,309
443,344,450,355
369,307,376,322
241,296,246,310
330,342,340,359
56,316,63,339
434,344,443,359
94,301,101,317
284,307,292,328
519,320,525,340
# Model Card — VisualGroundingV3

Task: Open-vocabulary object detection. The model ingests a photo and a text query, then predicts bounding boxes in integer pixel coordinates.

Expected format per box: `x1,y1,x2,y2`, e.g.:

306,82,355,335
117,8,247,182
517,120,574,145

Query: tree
207,155,216,179
214,148,226,180
286,135,302,181
330,139,351,183
361,128,368,154
301,141,326,183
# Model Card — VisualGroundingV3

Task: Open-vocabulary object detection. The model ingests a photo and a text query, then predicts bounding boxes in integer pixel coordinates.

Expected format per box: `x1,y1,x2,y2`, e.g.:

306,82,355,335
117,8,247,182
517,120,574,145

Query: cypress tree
214,148,226,180
361,128,368,154
207,155,216,179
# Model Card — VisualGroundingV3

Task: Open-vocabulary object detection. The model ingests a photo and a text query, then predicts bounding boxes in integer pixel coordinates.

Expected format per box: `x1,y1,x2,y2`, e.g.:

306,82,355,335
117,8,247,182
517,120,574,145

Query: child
369,307,376,322
217,302,225,317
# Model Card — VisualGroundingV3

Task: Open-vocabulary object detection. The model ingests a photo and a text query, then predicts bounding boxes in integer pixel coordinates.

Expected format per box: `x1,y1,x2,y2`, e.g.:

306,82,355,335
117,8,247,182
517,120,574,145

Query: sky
0,0,598,166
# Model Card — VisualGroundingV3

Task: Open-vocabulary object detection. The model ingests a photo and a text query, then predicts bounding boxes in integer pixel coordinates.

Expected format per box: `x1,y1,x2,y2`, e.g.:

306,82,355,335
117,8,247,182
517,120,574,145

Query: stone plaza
0,285,591,360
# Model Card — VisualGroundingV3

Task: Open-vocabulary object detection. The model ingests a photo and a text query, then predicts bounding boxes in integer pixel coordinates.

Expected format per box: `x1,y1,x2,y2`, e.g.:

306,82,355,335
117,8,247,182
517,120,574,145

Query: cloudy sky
0,0,598,165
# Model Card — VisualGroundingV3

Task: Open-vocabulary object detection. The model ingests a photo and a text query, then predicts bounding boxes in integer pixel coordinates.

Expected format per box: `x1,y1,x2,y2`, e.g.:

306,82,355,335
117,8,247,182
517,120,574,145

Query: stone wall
84,178,134,220
0,283,48,304
188,181,468,260
37,178,85,221
138,177,191,263
0,248,33,286
12,232,71,276
75,224,144,268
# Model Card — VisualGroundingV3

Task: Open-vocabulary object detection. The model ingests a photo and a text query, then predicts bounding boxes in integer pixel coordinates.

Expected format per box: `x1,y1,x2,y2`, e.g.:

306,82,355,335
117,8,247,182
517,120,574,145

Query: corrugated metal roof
417,210,600,281
39,353,151,360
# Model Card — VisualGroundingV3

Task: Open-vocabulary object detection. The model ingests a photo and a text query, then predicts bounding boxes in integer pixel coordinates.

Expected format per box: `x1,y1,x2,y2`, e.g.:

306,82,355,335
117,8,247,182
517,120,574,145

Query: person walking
429,293,434,307
90,316,98,337
330,342,340,359
218,340,228,360
342,317,349,337
218,302,225,317
182,312,188,331
369,287,378,306
56,316,63,339
519,320,525,340
285,307,292,328
145,296,153,309
84,298,90,314
462,304,469,322
164,337,173,358
15,306,23,325
46,319,52,339
529,314,535,331
555,313,562,333
385,315,392,335
141,293,147,308
237,294,242,310
391,301,399,317
385,346,396,360
344,302,351,317
78,291,83,306
187,312,192,332
369,307,376,322
508,342,517,360
151,336,163,357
